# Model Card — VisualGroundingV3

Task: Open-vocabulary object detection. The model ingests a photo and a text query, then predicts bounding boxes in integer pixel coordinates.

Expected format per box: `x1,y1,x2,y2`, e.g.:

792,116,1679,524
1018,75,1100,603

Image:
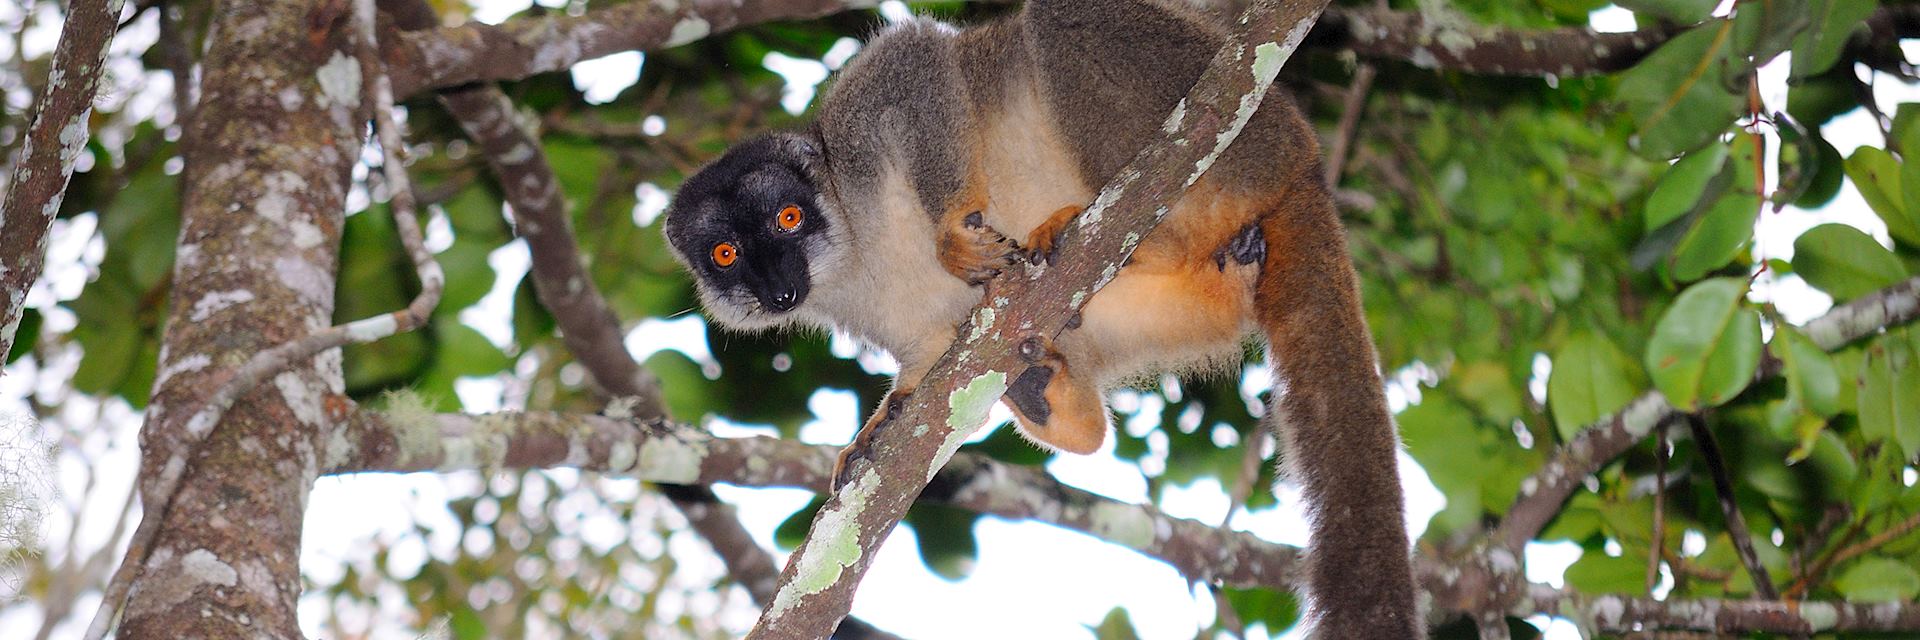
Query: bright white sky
1,1,1916,639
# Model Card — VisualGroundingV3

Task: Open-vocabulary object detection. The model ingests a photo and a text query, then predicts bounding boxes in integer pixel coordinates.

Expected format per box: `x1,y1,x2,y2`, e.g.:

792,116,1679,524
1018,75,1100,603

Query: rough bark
0,0,124,364
107,0,364,635
1527,585,1920,635
745,1,1329,636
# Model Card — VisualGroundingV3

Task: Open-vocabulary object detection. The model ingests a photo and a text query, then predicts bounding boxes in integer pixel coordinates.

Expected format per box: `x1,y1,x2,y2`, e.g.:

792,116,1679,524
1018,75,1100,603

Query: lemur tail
1253,179,1423,638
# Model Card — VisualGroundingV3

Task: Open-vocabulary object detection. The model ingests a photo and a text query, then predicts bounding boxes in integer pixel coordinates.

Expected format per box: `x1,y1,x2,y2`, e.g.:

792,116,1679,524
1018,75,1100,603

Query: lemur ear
783,134,824,172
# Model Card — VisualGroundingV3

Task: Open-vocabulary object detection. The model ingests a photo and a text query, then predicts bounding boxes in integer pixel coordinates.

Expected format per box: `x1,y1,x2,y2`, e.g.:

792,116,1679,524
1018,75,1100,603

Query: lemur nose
769,289,799,311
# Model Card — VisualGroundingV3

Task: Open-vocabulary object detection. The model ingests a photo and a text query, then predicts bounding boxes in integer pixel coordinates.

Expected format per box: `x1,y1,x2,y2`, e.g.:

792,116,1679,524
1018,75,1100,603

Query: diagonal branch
0,0,123,365
1496,275,1920,551
745,1,1328,637
1682,413,1779,599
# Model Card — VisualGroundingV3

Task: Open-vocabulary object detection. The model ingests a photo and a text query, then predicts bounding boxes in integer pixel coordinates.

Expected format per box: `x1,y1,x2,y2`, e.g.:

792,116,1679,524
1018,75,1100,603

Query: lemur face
663,134,838,329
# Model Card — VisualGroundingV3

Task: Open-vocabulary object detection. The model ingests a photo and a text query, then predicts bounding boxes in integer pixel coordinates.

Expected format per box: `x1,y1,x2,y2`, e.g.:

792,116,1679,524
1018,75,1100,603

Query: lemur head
663,133,844,330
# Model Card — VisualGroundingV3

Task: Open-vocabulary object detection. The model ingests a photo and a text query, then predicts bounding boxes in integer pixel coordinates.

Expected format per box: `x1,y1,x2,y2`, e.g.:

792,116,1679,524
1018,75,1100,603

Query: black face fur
663,134,835,327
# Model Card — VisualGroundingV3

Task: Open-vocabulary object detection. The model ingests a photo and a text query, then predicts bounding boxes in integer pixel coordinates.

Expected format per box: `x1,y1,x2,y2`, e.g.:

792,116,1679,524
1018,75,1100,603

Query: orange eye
711,243,738,268
777,205,804,231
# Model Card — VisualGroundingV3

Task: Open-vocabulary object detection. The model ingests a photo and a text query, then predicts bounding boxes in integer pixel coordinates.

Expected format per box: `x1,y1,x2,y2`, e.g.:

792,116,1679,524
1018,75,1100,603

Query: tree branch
330,406,1920,634
0,0,123,364
1496,275,1920,550
328,407,1303,588
379,0,1920,99
387,0,932,98
1527,584,1920,635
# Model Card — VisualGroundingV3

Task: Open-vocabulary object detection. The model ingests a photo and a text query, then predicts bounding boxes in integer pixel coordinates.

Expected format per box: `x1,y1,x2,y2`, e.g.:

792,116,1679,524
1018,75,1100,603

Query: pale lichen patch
668,15,714,46
154,354,212,388
315,51,361,110
1800,602,1838,630
965,308,995,343
933,371,1008,480
1089,503,1153,549
179,548,238,588
638,436,708,484
382,389,439,466
273,372,328,430
768,468,882,619
607,439,638,473
190,289,256,322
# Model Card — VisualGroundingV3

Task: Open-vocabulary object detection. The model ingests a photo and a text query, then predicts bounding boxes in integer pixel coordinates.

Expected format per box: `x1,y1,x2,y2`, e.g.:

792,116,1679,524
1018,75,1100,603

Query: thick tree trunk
118,0,360,634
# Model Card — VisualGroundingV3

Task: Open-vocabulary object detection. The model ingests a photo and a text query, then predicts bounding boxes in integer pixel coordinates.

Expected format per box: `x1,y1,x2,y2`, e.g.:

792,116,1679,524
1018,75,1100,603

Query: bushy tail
1254,179,1422,638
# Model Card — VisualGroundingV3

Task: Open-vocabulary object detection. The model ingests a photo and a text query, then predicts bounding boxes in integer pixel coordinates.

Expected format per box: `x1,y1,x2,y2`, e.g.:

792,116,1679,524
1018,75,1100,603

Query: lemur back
666,1,1420,636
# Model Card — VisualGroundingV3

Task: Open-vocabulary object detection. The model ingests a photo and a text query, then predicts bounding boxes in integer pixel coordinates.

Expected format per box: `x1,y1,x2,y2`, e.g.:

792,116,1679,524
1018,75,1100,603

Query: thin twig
1323,62,1375,187
80,2,444,636
1648,421,1667,594
1683,414,1779,600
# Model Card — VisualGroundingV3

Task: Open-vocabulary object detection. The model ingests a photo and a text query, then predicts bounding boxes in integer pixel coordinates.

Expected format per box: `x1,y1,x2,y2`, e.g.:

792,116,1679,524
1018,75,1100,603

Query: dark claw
1065,312,1082,330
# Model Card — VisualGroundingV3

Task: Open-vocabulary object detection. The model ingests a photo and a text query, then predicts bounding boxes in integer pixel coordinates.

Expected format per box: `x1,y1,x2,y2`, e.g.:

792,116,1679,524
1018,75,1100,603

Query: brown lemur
661,0,1418,636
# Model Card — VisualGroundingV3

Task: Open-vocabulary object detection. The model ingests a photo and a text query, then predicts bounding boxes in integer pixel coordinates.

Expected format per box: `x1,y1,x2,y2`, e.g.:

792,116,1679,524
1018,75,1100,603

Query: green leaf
1089,607,1142,640
774,497,828,551
1548,332,1645,440
1844,147,1920,247
1793,224,1908,302
1563,550,1645,594
1220,587,1300,632
6,308,38,364
1785,127,1845,209
903,503,980,580
1834,556,1920,602
1858,331,1920,460
1614,0,1715,23
1731,0,1809,64
1454,361,1524,424
1666,183,1759,282
1788,72,1857,127
961,421,1052,466
1644,143,1730,230
1791,0,1876,78
1618,20,1746,159
1646,278,1763,410
1777,326,1842,418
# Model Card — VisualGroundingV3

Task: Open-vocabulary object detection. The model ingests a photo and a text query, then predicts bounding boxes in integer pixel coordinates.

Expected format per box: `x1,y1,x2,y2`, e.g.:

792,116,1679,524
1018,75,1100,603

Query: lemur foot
1213,221,1266,271
1001,341,1107,455
938,211,1023,285
1025,205,1083,265
832,390,910,491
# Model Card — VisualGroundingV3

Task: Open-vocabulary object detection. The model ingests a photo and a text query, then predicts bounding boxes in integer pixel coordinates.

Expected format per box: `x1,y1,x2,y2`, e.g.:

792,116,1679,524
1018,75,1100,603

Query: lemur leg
1002,342,1108,454
832,386,911,490
1024,205,1082,264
